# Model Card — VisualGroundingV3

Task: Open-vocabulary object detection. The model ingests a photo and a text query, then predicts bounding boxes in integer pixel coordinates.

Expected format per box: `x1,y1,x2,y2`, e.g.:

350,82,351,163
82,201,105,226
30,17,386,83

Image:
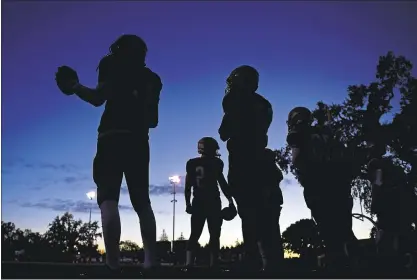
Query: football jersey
220,91,272,152
294,132,353,196
186,156,224,199
96,55,162,135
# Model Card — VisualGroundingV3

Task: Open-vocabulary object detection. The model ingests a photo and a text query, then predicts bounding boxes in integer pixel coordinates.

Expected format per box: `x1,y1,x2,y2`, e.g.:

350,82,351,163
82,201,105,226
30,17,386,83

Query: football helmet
287,107,313,127
221,204,237,221
109,34,148,63
198,137,220,157
286,107,313,147
226,65,259,94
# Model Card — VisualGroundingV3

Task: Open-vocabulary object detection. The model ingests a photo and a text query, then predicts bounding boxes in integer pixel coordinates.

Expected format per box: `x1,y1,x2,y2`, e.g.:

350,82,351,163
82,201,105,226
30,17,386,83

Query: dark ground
2,262,417,279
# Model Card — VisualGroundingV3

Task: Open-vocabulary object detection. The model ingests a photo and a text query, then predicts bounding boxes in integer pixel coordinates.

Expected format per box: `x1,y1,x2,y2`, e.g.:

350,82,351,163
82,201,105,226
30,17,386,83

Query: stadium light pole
169,175,180,253
86,191,96,225
85,191,96,264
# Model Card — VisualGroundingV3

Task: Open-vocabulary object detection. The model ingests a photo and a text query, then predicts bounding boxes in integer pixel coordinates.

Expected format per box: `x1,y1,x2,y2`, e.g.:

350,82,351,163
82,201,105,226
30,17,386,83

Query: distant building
156,241,171,262
173,240,187,264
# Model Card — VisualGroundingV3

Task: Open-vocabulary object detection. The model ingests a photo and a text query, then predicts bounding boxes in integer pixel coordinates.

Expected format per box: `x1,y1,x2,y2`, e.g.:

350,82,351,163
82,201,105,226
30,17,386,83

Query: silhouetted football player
218,66,274,271
368,155,416,270
54,35,162,275
287,106,355,270
184,137,234,268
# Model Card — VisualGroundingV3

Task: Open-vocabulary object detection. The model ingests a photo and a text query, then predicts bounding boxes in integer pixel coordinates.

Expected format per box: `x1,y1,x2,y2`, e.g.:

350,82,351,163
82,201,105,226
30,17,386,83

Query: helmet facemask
198,138,221,157
286,107,313,147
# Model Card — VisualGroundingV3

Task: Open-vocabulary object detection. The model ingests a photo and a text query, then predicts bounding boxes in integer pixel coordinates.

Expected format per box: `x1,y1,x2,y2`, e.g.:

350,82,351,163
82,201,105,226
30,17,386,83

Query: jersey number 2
196,166,204,188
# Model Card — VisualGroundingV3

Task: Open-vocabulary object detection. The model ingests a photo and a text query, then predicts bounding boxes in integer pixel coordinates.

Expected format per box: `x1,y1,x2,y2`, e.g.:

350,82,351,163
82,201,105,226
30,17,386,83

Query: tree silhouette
120,240,141,259
177,232,185,241
2,221,17,260
159,229,169,241
276,51,417,216
44,212,83,262
120,240,141,251
282,219,323,259
2,221,52,261
2,215,104,263
370,226,378,240
78,221,102,260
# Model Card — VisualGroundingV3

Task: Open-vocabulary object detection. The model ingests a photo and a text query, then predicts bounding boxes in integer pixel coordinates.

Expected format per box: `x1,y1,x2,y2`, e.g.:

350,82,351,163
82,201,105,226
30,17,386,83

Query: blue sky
2,1,417,249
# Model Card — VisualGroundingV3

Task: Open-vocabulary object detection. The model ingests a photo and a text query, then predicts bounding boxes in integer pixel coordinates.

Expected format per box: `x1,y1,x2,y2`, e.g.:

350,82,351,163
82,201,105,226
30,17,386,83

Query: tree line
1,212,245,263
2,213,101,262
2,211,349,264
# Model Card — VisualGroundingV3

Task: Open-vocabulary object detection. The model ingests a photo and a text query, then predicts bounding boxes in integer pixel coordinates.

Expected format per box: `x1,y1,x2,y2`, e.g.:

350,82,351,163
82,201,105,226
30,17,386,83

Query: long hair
109,34,147,58
97,34,148,71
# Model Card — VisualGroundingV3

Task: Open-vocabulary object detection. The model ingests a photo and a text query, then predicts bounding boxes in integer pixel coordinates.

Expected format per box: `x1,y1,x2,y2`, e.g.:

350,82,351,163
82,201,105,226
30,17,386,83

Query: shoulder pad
186,158,194,167
97,55,115,71
216,157,224,165
144,68,162,89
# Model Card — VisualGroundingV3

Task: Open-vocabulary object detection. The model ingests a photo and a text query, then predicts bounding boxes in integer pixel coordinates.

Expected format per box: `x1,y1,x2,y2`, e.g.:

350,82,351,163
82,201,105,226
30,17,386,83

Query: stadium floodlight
86,191,96,200
169,175,180,184
86,191,96,225
168,175,180,253
85,190,96,264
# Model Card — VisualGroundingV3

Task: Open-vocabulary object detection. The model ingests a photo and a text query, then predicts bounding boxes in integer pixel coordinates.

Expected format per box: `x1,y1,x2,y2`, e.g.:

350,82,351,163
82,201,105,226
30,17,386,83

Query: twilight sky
2,1,417,249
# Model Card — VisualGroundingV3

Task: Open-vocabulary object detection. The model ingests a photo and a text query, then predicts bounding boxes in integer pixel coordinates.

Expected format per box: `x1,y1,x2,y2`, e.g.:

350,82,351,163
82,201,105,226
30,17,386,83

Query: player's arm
218,95,237,142
273,163,284,185
146,71,163,129
217,160,233,204
73,57,113,107
265,101,273,130
219,114,232,142
184,161,193,208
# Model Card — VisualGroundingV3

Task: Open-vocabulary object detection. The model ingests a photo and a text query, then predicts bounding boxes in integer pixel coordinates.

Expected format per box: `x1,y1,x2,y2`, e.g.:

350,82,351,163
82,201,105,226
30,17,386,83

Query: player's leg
207,198,223,268
258,204,284,272
124,135,157,269
228,153,261,271
93,135,124,271
376,212,404,270
186,200,206,267
315,198,350,270
304,189,341,269
236,196,261,271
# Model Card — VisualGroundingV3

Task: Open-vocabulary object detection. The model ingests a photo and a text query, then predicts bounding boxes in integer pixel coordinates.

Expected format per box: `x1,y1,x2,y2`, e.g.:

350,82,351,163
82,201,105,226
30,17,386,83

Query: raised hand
55,66,79,95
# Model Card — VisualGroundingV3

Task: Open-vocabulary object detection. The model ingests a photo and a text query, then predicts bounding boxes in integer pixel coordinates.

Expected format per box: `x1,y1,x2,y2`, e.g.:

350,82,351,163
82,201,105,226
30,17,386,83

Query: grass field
2,261,417,279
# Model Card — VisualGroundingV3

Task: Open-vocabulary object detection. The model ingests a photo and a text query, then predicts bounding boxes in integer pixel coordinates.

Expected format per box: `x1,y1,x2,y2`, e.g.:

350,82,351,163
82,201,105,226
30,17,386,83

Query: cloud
20,199,168,215
2,159,91,191
20,199,128,214
3,158,81,174
61,175,90,184
21,199,101,214
120,183,185,197
120,176,186,197
24,175,91,191
281,177,299,189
